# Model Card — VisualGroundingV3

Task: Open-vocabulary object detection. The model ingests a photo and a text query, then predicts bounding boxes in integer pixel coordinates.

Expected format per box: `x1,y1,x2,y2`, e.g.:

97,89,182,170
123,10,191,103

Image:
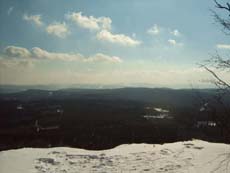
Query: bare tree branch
211,10,230,34
214,0,230,12
200,64,230,89
209,53,230,70
198,0,230,143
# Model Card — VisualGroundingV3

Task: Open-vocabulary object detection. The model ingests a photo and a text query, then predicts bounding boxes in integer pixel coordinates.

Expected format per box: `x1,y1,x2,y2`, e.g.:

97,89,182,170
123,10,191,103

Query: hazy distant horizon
0,83,217,91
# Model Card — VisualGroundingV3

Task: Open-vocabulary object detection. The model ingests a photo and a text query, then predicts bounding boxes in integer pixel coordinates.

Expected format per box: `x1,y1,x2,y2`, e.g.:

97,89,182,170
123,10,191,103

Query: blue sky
0,0,229,88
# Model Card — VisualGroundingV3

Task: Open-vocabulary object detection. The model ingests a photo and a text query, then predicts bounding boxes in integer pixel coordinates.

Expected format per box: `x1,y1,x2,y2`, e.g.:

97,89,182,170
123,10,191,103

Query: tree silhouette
200,0,230,142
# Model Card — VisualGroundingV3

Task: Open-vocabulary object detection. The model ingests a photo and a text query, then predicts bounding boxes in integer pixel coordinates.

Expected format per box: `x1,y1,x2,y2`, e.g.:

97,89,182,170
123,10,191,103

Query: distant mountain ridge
0,87,225,108
0,84,216,94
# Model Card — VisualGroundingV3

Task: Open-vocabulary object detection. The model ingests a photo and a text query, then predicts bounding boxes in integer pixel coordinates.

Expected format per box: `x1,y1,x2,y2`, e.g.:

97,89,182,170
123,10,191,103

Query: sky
0,0,230,88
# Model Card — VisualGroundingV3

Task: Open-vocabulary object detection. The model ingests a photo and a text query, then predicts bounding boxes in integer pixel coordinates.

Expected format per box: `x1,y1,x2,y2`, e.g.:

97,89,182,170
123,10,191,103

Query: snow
154,108,169,113
0,140,230,173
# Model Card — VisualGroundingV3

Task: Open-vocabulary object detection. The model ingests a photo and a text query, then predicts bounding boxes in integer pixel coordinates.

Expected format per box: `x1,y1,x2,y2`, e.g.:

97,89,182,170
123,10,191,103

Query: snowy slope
0,140,230,173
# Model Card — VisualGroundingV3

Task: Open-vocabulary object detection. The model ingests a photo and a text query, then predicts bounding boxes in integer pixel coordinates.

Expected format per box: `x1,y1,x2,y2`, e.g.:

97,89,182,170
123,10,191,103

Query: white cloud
86,53,123,63
32,47,122,63
7,7,14,15
46,22,70,38
216,44,230,49
168,39,177,45
147,25,160,35
67,12,112,31
23,14,43,26
31,47,83,61
66,12,139,47
4,46,32,58
170,29,181,37
148,26,182,37
2,46,122,63
98,17,112,31
168,39,183,46
97,30,141,47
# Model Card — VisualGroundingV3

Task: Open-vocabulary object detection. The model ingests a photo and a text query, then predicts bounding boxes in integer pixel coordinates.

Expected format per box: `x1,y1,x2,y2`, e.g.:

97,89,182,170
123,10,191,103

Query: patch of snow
196,121,217,128
154,107,169,113
0,140,230,173
199,107,205,112
143,107,172,120
143,114,173,119
16,105,23,110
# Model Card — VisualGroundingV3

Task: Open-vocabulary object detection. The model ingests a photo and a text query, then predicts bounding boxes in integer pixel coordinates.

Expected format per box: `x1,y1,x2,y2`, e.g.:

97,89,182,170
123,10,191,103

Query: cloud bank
1,46,122,67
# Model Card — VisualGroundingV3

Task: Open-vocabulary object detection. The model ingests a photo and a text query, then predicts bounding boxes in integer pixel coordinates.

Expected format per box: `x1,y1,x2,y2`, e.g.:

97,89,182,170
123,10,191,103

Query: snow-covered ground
0,140,230,173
